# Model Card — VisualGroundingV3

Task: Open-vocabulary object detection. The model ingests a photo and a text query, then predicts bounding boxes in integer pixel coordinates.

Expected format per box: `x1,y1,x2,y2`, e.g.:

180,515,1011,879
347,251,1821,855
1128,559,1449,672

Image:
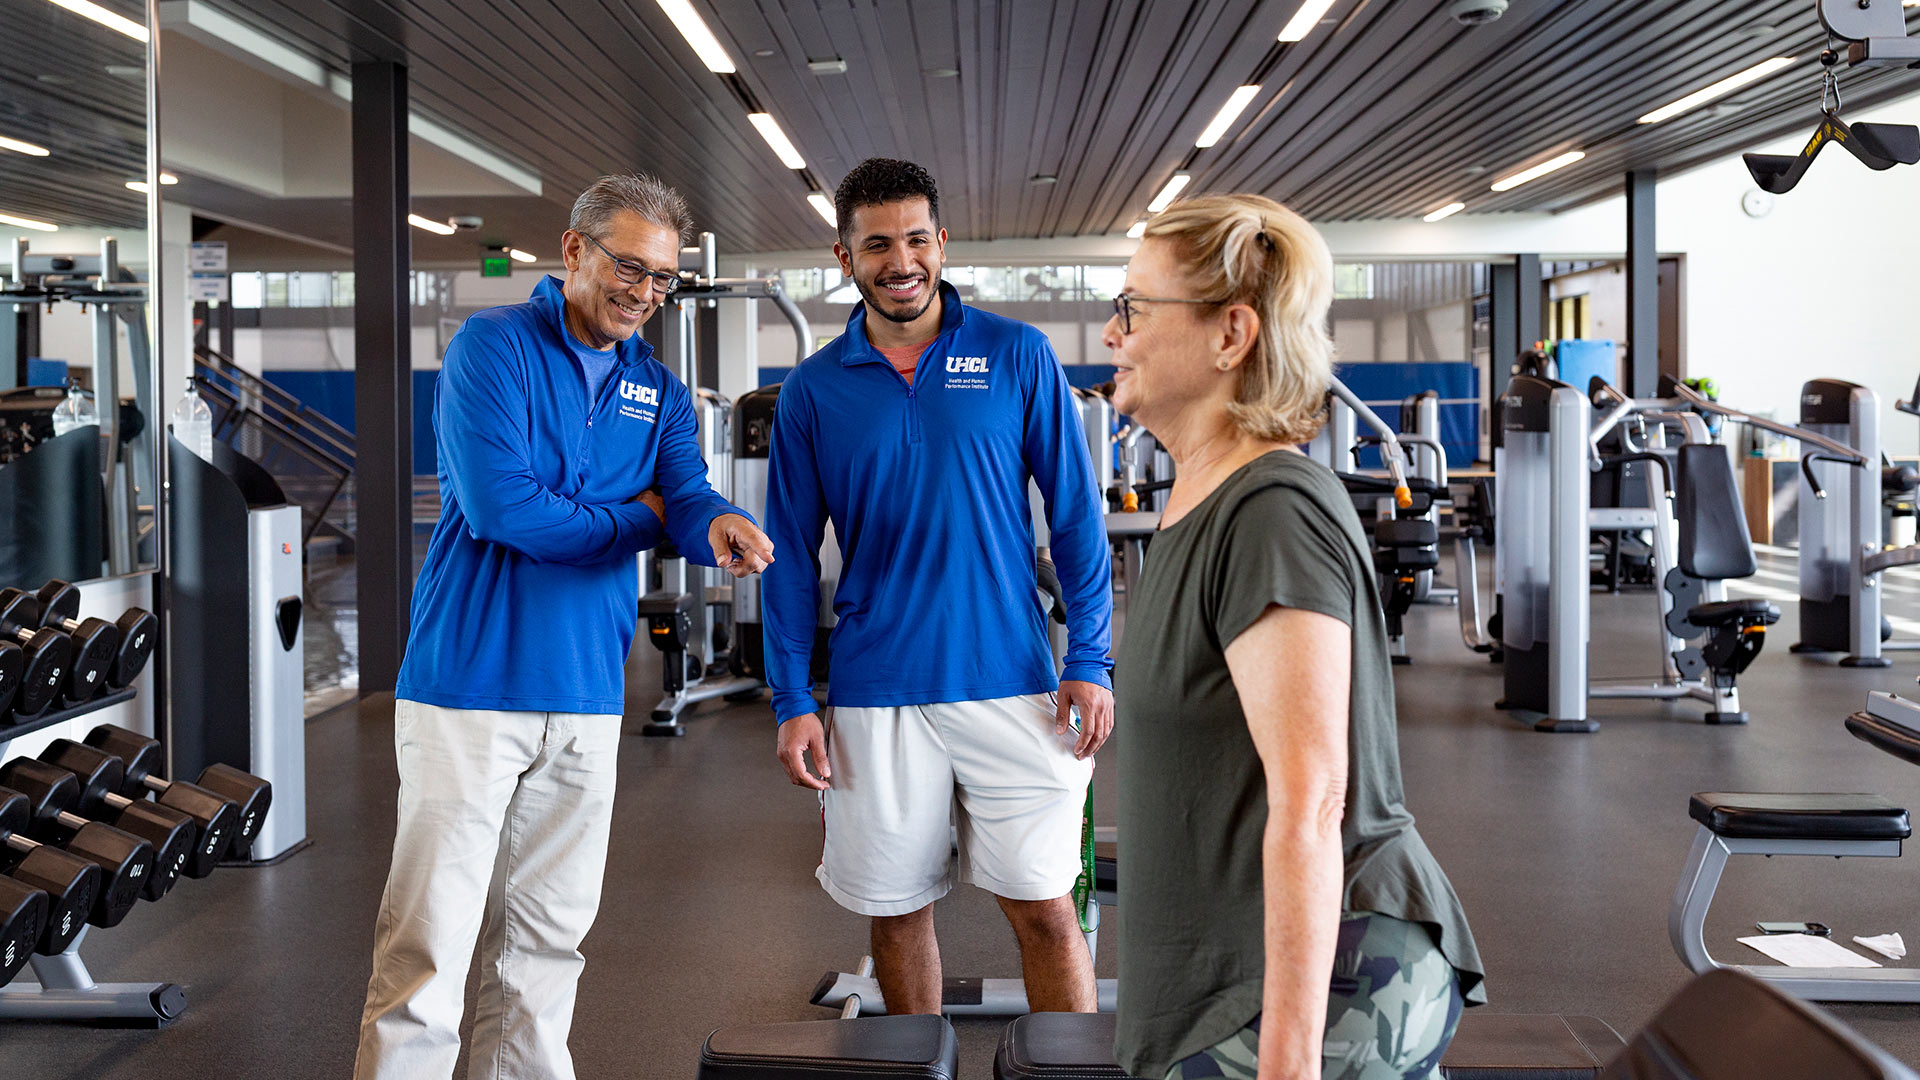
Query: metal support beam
1625,170,1658,398
1488,254,1542,404
352,60,412,694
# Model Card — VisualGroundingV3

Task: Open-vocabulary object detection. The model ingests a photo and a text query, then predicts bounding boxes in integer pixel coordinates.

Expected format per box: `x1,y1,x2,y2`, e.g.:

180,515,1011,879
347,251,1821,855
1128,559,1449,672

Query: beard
855,274,940,324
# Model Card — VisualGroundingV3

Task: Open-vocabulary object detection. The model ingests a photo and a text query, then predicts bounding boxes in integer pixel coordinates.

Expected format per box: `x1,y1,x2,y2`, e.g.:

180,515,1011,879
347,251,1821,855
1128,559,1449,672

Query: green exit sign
481,255,512,277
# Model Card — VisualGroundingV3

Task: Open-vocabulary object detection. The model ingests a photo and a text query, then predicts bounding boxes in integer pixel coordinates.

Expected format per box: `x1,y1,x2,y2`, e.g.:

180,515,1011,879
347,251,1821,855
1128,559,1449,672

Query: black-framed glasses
577,232,681,294
1110,292,1228,335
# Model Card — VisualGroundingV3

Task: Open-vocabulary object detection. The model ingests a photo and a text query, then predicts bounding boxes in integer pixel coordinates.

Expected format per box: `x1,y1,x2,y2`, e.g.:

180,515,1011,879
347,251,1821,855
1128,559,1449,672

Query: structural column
352,60,412,694
1625,169,1658,398
1489,253,1542,403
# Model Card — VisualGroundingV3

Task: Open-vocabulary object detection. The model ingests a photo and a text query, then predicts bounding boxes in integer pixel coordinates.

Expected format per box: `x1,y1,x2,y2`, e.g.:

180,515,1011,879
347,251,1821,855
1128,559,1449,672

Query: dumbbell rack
0,686,188,1025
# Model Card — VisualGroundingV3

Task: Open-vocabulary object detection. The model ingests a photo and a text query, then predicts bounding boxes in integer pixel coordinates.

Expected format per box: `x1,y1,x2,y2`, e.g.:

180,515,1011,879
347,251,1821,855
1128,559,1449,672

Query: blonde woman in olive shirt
1103,194,1483,1080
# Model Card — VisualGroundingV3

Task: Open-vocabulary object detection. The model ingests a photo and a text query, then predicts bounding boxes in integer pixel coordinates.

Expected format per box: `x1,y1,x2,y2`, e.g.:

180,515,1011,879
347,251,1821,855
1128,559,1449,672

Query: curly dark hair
833,158,940,246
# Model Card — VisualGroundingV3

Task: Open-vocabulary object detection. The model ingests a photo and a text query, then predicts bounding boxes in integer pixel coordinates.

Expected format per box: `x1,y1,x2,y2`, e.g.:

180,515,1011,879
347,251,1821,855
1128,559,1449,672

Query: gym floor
6,545,1920,1078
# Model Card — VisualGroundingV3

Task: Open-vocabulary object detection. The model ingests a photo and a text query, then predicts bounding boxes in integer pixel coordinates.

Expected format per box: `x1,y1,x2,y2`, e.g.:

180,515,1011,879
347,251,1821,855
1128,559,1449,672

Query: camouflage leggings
1164,912,1464,1080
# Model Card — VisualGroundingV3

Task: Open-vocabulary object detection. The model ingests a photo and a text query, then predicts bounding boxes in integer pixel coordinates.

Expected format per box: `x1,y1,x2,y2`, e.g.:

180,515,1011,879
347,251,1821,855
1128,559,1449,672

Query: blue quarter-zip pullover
397,276,745,714
762,283,1113,723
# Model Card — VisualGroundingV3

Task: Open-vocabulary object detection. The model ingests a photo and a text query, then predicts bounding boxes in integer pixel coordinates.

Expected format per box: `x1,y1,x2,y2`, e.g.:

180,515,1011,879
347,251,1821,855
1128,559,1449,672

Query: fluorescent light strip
1278,0,1337,42
1126,220,1148,239
124,173,178,193
748,113,806,169
0,212,59,232
1490,150,1585,192
408,214,457,236
507,248,537,263
1637,57,1795,124
653,0,736,73
1422,202,1466,223
47,0,147,42
1147,172,1192,213
1195,85,1262,148
409,114,544,196
183,2,324,84
807,193,837,227
0,135,51,157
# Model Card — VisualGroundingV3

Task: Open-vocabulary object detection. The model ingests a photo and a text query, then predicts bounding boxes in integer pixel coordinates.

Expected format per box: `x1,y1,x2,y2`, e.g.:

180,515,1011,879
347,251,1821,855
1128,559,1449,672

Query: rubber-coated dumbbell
0,764,155,925
0,874,46,988
83,725,272,862
0,759,189,903
41,739,235,879
0,644,24,722
0,591,70,718
34,580,157,693
26,582,121,704
0,786,115,935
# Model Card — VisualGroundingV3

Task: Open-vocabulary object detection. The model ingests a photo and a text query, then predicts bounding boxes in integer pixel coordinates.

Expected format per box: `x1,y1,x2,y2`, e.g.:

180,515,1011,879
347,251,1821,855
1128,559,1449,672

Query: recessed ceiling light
35,74,74,86
1195,85,1262,148
0,211,58,232
125,173,179,193
748,112,806,169
1030,174,1058,185
1278,0,1338,42
0,135,51,157
506,248,537,263
1422,202,1466,223
1147,171,1192,213
103,64,144,78
1489,150,1585,192
407,213,457,236
1741,23,1777,37
1637,57,1795,125
753,48,775,57
48,0,147,42
924,68,959,78
807,58,848,75
1463,164,1488,176
1126,220,1148,239
652,0,736,73
807,192,836,227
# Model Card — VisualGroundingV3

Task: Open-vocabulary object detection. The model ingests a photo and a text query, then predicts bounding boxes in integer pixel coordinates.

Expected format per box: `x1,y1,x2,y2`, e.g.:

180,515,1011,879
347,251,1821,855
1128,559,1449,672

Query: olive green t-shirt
1113,450,1485,1080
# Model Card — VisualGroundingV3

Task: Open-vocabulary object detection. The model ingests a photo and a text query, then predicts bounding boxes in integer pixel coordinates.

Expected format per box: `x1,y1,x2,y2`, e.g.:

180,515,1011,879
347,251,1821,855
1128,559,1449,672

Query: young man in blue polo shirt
764,158,1114,1015
355,174,772,1080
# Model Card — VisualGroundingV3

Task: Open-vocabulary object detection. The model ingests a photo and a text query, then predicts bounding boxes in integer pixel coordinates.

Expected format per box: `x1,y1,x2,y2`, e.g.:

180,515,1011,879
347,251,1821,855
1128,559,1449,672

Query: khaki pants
354,700,622,1080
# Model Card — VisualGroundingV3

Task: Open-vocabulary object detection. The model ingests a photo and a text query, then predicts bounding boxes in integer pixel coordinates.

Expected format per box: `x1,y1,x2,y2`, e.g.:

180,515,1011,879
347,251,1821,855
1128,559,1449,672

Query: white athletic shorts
817,692,1093,916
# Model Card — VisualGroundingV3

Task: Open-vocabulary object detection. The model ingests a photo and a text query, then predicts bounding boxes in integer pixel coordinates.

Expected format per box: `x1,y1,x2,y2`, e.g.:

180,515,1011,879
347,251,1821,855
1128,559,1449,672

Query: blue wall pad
1554,339,1617,396
1335,361,1479,469
262,369,438,475
25,358,68,387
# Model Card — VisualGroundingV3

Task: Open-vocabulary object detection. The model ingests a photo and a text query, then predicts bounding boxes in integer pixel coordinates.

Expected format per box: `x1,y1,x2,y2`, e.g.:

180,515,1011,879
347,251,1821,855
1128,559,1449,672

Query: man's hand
633,489,665,522
776,712,831,790
1056,680,1115,759
710,513,774,578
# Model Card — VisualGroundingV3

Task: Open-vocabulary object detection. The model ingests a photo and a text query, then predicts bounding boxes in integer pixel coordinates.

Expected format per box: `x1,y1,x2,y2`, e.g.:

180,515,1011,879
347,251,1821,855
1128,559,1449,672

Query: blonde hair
1143,193,1335,442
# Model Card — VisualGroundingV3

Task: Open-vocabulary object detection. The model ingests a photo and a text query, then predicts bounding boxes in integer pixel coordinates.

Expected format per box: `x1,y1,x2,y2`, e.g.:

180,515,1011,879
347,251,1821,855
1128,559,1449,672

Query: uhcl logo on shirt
618,379,660,423
945,355,991,390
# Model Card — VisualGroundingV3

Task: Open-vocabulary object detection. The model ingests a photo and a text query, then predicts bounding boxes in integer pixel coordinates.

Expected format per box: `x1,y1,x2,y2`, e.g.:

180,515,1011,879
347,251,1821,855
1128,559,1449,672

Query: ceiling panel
7,0,1919,259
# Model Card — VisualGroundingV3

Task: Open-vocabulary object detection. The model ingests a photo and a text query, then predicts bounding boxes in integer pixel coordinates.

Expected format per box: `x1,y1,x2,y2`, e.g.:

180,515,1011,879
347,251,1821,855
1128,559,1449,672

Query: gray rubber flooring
7,543,1920,1077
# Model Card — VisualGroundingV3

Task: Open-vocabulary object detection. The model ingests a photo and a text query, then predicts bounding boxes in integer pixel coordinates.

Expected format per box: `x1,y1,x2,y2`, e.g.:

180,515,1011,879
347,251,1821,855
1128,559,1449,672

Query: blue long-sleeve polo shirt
761,282,1113,723
396,275,746,714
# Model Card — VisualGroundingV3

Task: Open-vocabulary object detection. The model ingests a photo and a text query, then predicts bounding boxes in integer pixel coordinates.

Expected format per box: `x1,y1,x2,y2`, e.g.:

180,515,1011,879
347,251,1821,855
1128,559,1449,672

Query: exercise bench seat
1685,599,1781,629
991,1010,1628,1080
1688,792,1910,842
699,1014,959,1080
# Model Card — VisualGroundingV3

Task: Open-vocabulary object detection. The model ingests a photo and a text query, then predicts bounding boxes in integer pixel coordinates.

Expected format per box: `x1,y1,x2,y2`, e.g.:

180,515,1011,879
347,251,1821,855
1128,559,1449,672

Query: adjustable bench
1669,690,1920,1001
990,1009,1626,1080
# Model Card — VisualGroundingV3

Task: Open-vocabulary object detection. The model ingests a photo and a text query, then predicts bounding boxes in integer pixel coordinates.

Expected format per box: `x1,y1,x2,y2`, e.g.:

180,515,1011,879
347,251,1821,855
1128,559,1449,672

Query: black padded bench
990,1010,1625,1080
1670,693,1920,1002
698,1014,958,1080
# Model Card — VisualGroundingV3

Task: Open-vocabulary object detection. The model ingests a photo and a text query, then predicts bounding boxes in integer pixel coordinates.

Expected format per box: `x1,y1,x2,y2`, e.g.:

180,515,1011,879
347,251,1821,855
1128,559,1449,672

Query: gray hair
568,174,694,244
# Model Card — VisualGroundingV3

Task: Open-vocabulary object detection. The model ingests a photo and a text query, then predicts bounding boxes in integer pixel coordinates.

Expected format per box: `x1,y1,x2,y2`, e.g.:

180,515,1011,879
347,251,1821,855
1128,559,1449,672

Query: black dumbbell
0,642,25,723
0,759,189,903
0,590,70,718
41,739,235,879
29,582,122,704
0,787,109,940
0,763,154,925
84,725,272,861
0,873,46,987
35,581,157,692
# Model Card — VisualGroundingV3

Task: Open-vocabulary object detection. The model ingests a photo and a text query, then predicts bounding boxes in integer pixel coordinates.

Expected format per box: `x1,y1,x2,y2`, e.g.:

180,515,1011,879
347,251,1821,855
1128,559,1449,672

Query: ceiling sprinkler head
1448,0,1508,26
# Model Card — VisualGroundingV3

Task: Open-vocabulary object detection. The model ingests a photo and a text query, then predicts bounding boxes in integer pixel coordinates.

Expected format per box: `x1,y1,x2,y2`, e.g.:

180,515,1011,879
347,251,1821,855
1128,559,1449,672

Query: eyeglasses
577,232,681,294
1110,292,1228,335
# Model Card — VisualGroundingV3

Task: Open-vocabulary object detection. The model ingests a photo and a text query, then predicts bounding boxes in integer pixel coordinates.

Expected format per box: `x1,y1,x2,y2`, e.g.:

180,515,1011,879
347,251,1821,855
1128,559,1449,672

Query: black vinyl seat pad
995,1013,1146,1080
1689,792,1910,841
700,1015,959,1080
1686,599,1780,628
1848,710,1920,768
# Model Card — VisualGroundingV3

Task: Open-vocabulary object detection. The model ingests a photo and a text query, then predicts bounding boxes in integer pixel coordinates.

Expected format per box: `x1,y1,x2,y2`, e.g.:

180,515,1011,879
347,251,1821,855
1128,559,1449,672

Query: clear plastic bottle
171,377,215,464
50,377,97,437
